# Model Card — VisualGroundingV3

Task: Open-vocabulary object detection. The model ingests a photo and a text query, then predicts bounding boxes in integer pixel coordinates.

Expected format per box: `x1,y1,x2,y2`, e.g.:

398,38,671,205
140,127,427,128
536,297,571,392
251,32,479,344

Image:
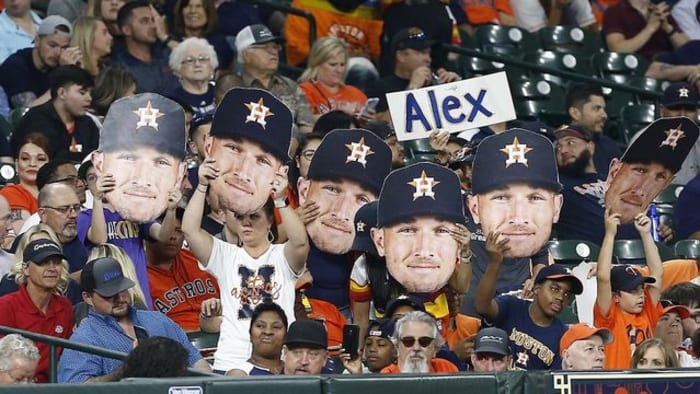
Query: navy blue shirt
62,236,88,274
592,133,622,175
165,84,215,116
556,172,607,244
655,40,700,65
304,243,353,310
676,173,700,239
490,295,566,371
0,48,48,107
111,44,178,94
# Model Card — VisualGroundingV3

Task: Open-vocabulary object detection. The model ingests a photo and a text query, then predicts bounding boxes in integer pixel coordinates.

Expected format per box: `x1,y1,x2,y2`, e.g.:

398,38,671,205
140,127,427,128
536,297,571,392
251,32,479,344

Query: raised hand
603,208,621,237
197,157,219,186
485,230,510,264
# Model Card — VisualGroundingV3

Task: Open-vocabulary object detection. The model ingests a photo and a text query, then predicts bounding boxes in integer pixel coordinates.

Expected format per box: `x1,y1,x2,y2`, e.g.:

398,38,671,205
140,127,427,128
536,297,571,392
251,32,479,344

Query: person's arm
182,158,218,265
85,174,115,244
192,358,212,372
634,213,663,305
596,208,619,317
10,92,37,111
645,61,698,81
606,10,661,54
275,175,309,274
149,188,182,242
199,297,222,333
448,223,472,294
474,231,510,320
84,369,123,383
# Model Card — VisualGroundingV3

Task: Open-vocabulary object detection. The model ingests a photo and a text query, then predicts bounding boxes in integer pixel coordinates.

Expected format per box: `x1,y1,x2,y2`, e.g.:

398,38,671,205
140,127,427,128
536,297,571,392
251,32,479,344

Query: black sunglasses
400,336,434,348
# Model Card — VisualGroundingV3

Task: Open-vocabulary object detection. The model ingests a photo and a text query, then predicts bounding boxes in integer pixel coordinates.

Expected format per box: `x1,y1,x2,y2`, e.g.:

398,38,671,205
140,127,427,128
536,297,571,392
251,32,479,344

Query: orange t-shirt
0,184,38,213
299,82,368,116
590,0,623,25
639,259,699,290
459,0,513,25
593,288,663,370
147,249,220,331
381,358,459,373
302,294,347,353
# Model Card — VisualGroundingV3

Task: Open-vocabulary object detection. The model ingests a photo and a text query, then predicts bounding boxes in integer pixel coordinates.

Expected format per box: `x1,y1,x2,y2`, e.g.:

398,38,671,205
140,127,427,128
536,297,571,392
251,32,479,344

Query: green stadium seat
619,103,655,144
548,240,601,265
674,239,700,259
653,184,684,206
538,25,604,57
593,52,649,84
613,239,675,263
524,50,595,87
510,78,567,125
473,24,540,56
187,331,219,359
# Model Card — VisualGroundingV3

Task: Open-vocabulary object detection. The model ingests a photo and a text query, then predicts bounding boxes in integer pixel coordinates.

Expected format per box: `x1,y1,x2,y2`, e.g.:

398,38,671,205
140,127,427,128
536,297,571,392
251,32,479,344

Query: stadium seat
538,25,604,57
403,138,436,163
461,56,507,77
619,103,655,144
473,24,539,56
601,86,636,125
613,239,675,263
548,240,601,265
674,239,700,259
510,78,568,125
653,184,684,206
560,300,580,324
188,331,219,359
629,77,667,103
593,52,649,85
524,50,595,87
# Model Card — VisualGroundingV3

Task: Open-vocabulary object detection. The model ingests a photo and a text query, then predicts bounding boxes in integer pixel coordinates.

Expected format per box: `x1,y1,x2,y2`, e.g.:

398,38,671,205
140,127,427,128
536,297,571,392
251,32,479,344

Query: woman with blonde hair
85,0,125,36
0,224,82,304
631,338,680,369
71,16,114,77
87,243,147,308
298,37,369,120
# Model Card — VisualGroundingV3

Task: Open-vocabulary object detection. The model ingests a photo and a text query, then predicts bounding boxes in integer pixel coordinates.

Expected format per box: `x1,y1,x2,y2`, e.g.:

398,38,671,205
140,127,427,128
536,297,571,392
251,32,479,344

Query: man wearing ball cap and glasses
92,93,187,223
198,87,293,215
58,257,210,383
372,161,466,294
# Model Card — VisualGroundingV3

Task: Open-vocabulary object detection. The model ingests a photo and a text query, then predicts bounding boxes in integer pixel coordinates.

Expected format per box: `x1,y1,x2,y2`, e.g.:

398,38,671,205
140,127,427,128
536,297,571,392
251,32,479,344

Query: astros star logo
345,137,374,167
500,137,533,168
679,87,689,98
356,221,366,232
409,170,440,201
133,101,164,130
660,125,685,149
516,351,529,367
245,98,274,128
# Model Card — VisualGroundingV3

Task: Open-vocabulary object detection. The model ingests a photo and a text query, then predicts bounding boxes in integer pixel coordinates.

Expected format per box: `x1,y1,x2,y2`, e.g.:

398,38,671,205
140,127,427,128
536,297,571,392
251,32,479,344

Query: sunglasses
400,336,434,348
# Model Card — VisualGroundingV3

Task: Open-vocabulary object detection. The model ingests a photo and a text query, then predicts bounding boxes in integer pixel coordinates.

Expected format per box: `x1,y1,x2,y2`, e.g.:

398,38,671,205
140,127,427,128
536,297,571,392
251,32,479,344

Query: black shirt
366,74,410,113
0,48,48,108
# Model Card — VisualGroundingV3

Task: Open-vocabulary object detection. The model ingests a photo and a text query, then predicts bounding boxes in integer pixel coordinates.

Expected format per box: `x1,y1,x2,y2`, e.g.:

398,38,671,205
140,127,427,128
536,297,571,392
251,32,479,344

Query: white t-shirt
349,254,368,288
206,238,300,372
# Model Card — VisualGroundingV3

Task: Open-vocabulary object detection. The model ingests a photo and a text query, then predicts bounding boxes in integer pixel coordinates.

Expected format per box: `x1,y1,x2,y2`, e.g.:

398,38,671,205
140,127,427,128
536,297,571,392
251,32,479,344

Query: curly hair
120,336,189,378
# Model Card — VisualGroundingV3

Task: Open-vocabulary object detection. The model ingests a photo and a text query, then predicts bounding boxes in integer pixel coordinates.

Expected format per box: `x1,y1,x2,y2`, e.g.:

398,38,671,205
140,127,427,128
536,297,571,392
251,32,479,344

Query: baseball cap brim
612,275,655,292
544,273,584,295
30,249,66,264
474,343,508,356
662,305,691,320
95,276,136,298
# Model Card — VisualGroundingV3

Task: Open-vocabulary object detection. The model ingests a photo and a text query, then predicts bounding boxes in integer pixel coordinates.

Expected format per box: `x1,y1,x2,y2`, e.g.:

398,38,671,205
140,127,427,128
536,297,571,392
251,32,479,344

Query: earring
267,230,275,243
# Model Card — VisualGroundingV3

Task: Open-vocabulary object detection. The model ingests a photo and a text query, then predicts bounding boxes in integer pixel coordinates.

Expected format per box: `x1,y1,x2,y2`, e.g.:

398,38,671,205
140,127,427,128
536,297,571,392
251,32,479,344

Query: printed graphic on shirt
572,179,607,206
153,278,218,313
106,220,140,240
509,327,555,369
626,324,651,357
232,264,280,319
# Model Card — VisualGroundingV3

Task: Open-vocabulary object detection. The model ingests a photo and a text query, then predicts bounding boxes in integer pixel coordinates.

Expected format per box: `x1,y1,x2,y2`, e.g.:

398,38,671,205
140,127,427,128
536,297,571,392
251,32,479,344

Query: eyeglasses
43,204,82,215
181,55,211,65
52,175,86,186
299,149,315,161
400,336,434,348
250,42,281,52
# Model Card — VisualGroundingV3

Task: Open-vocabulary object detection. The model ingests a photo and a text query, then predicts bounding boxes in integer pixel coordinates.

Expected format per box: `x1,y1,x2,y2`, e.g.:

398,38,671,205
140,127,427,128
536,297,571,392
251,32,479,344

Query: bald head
38,183,80,243
0,195,11,239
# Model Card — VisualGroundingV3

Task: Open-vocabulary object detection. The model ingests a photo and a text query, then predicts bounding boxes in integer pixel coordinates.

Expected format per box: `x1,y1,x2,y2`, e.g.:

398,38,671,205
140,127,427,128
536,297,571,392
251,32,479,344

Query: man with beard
381,311,458,373
552,125,608,244
205,87,293,215
298,129,391,316
566,83,621,173
58,257,210,382
38,183,87,278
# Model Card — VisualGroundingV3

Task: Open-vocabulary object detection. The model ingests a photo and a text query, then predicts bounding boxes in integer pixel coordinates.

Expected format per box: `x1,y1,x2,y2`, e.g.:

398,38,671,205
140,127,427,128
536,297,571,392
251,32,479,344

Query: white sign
169,386,204,394
387,72,516,142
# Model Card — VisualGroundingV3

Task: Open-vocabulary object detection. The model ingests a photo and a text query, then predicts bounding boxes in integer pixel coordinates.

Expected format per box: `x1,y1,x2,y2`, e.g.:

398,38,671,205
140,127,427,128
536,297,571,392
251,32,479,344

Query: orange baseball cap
559,323,613,357
662,305,691,320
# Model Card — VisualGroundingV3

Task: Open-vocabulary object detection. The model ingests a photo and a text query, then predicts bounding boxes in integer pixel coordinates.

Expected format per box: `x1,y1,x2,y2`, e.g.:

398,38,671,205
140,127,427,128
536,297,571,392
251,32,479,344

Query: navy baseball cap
367,319,395,340
100,93,187,159
377,162,464,228
471,128,561,194
534,264,583,295
286,320,327,349
81,257,136,297
621,116,699,174
660,82,700,108
210,87,293,162
392,27,434,53
384,295,426,318
552,124,592,142
351,201,378,255
610,265,655,292
307,129,391,196
23,239,65,264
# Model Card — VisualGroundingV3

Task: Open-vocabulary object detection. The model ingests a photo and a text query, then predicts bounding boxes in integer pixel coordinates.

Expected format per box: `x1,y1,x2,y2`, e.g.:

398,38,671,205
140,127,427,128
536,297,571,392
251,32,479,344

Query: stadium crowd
0,0,699,385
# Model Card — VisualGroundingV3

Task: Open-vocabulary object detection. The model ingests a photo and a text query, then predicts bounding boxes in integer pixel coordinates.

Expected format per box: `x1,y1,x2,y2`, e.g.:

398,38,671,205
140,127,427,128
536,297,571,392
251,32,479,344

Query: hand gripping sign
386,72,516,141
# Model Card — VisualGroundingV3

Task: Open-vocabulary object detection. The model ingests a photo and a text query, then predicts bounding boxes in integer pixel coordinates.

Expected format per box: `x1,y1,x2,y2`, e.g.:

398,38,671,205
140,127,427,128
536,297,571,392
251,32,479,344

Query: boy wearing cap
471,327,512,372
0,15,82,112
559,323,612,370
282,320,329,375
0,239,73,383
595,208,664,370
58,257,209,383
298,129,391,313
475,241,583,371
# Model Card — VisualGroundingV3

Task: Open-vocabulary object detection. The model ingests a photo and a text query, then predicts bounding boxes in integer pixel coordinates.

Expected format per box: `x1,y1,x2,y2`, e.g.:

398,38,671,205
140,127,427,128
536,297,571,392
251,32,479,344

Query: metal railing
0,325,217,383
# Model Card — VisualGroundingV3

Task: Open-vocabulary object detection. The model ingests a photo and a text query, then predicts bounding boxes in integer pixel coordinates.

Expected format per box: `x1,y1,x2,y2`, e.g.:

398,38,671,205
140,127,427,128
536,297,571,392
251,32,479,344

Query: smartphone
359,98,379,118
342,324,360,360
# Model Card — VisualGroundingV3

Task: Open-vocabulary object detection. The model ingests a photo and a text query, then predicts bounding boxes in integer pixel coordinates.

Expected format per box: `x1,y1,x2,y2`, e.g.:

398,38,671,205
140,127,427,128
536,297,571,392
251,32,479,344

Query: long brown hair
172,0,218,37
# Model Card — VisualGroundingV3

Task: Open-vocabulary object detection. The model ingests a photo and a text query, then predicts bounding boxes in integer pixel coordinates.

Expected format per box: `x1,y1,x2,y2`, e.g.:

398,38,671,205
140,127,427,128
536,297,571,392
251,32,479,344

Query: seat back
548,240,601,264
538,26,604,56
473,25,539,55
613,239,675,263
619,103,656,144
674,239,700,259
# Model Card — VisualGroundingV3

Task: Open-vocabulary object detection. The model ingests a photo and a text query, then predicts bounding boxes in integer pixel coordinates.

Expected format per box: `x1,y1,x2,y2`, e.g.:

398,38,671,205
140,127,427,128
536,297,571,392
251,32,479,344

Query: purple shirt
77,208,155,309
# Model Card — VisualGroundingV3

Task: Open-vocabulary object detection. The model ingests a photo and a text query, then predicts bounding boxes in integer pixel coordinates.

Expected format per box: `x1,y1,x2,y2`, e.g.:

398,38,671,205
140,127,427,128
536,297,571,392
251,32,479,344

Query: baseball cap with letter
610,264,655,292
80,257,136,298
23,239,66,264
474,327,510,356
235,24,284,53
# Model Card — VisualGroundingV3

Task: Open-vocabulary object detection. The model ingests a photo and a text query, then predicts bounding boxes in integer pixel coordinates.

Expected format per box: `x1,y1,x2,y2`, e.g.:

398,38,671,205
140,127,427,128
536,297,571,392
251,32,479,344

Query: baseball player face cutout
468,184,563,258
205,135,288,215
298,178,376,254
604,159,673,224
372,216,460,293
93,147,186,222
